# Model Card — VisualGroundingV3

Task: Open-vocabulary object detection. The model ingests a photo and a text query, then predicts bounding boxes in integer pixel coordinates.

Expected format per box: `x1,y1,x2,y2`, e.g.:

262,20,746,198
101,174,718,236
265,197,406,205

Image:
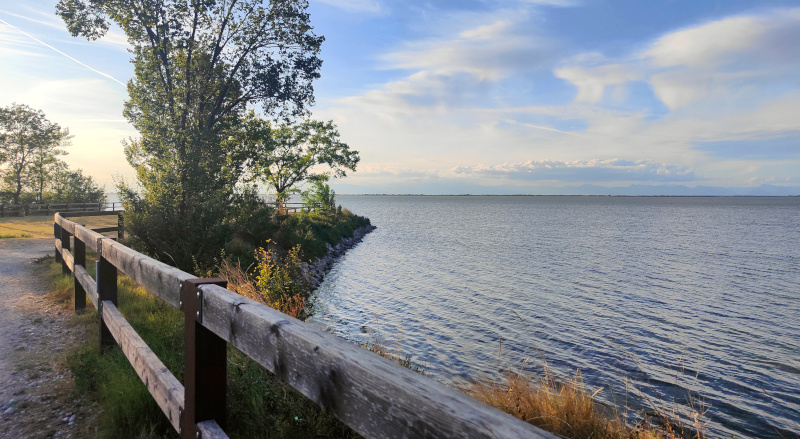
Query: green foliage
0,103,72,204
44,167,106,203
301,174,335,211
252,119,359,204
227,349,360,439
253,244,312,320
58,0,324,271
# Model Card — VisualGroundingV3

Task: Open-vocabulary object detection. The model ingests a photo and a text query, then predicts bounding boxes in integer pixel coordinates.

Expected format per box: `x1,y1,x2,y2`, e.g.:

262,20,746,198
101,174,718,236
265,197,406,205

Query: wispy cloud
381,16,553,81
315,0,382,13
453,159,698,183
0,17,126,86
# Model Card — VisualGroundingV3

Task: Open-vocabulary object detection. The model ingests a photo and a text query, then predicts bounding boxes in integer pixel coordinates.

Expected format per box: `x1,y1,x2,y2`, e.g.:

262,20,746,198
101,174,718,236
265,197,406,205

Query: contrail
0,16,126,87
503,118,583,136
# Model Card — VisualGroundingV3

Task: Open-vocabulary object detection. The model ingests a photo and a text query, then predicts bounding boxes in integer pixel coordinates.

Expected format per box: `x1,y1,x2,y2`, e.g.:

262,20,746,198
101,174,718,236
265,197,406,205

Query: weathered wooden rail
1,201,123,217
53,212,557,439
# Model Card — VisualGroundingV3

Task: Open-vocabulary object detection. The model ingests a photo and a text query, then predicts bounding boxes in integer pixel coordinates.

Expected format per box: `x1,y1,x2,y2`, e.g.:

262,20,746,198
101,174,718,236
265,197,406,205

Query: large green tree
0,103,71,204
58,0,324,269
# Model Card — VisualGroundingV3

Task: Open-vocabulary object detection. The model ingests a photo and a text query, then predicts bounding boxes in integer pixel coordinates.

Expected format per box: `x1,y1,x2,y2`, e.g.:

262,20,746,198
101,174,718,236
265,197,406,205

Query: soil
0,238,99,438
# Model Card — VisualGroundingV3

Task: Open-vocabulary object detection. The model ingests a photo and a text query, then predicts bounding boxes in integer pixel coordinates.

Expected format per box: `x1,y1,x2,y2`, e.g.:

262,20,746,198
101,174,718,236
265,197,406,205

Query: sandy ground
0,238,98,438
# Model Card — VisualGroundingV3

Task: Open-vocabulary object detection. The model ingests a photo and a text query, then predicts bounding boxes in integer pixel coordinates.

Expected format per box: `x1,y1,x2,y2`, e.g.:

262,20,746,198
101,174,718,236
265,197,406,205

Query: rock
4,406,14,415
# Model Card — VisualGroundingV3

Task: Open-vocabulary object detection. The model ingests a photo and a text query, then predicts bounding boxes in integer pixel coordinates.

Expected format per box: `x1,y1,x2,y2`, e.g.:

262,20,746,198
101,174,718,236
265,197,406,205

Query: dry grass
0,214,118,238
466,364,708,439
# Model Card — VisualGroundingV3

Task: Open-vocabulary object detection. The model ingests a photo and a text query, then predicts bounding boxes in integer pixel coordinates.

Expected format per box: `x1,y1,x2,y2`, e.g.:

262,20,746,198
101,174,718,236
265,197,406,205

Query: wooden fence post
180,278,228,439
74,235,86,312
54,223,62,263
61,227,71,275
97,241,118,353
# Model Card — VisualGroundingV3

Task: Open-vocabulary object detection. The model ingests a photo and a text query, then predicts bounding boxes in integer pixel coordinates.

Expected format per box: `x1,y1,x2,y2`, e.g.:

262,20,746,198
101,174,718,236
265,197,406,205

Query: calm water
308,196,800,438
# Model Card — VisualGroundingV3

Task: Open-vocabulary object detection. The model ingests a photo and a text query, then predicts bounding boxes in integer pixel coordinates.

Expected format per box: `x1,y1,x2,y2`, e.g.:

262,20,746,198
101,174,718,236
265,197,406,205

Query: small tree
301,174,335,211
0,104,71,204
254,119,358,208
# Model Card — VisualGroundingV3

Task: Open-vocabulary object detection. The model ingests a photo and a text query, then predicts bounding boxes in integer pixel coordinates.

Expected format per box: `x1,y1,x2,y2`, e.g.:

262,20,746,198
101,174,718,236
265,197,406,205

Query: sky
1,0,799,195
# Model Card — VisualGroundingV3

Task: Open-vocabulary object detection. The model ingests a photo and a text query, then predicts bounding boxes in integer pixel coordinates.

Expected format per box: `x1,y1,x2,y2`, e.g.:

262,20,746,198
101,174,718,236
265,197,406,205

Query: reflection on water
308,196,800,438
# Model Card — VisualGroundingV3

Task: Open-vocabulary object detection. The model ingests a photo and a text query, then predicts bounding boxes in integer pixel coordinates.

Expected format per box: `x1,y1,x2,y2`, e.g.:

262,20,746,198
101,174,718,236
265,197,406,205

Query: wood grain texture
102,301,185,432
74,264,99,309
74,225,105,253
100,239,191,309
57,242,74,272
196,420,229,439
199,284,558,439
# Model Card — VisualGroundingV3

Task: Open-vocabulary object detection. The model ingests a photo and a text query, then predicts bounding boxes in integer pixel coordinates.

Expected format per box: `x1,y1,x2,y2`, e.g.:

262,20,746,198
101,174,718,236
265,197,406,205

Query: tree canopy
0,103,72,204
252,119,359,204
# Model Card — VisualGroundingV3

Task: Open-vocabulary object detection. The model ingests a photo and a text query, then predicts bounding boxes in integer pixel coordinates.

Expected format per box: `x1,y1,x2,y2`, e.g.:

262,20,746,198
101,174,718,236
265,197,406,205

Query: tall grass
466,362,709,439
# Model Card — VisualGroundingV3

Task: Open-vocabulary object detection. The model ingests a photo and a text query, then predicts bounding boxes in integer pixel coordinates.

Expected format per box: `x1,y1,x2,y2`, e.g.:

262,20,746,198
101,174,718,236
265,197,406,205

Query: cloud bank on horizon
1,0,798,195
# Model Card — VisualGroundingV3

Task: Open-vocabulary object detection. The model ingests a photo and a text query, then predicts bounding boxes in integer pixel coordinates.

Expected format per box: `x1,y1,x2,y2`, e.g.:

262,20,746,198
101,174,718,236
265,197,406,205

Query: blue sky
1,0,799,194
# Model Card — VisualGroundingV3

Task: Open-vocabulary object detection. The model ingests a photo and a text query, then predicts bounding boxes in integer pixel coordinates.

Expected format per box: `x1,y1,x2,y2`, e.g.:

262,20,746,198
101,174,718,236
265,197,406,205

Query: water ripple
309,196,800,438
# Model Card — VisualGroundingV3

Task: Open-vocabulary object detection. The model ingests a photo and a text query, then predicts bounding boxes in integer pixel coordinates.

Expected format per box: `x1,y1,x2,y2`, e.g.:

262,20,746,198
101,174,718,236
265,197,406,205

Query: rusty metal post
73,235,86,312
181,278,228,439
60,227,71,275
97,241,118,353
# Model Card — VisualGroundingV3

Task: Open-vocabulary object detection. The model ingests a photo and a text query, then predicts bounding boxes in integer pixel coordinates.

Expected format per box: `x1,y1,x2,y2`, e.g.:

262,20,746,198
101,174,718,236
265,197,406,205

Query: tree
46,167,106,204
301,174,335,211
58,0,324,269
0,103,71,204
30,136,69,202
253,119,358,206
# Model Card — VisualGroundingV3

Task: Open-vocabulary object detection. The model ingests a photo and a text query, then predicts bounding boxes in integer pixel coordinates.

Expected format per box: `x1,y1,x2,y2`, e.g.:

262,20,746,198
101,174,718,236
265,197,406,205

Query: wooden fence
1,201,123,217
53,212,557,439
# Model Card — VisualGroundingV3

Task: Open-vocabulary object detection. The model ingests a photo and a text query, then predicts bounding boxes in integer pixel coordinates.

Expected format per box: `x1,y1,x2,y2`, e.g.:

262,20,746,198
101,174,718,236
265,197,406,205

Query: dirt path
0,239,96,438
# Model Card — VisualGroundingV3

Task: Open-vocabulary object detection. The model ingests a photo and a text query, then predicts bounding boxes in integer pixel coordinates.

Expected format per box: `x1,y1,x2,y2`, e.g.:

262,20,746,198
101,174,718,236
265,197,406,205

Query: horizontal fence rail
53,212,556,439
1,201,123,217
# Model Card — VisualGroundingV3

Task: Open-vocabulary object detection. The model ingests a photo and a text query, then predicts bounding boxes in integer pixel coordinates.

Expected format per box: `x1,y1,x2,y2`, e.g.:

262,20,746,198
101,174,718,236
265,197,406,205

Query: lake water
308,195,800,438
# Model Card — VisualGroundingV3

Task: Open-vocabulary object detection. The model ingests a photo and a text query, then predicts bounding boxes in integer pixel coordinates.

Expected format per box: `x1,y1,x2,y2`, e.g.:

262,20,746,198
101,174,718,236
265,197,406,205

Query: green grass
45,258,359,439
0,214,118,238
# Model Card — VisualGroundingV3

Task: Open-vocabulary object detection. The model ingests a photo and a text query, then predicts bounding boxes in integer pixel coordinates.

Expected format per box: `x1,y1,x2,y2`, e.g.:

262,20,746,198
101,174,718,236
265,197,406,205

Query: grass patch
44,258,359,438
0,214,118,238
1,232,33,238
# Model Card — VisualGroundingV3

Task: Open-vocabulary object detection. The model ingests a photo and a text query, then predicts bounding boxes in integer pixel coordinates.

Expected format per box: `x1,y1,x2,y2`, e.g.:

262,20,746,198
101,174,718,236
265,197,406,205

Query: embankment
302,224,377,289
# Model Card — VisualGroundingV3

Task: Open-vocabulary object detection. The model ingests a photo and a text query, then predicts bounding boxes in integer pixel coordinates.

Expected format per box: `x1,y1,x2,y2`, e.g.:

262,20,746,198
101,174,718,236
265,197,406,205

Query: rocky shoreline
301,224,377,290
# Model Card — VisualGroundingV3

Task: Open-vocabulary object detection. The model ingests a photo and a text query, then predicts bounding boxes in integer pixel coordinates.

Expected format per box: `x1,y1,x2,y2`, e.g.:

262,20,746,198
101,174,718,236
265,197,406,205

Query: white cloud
644,15,763,68
554,8,800,111
381,16,553,81
315,0,381,13
555,63,641,103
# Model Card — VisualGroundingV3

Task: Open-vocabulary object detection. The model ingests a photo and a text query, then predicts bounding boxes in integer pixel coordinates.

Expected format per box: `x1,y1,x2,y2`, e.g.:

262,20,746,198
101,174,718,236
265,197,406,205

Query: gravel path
0,238,96,438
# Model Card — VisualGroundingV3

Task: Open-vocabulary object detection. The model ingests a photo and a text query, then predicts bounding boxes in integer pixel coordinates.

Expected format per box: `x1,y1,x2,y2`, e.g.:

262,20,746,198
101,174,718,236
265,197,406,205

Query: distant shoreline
334,193,800,197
